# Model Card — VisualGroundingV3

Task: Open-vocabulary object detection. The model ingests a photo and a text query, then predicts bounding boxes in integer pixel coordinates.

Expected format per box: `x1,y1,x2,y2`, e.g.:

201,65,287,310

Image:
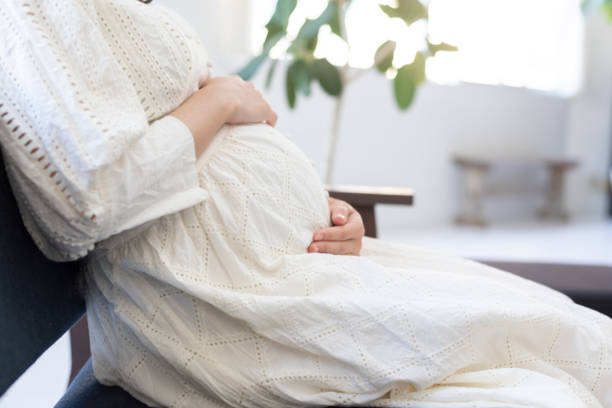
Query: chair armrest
325,185,414,206
325,185,414,238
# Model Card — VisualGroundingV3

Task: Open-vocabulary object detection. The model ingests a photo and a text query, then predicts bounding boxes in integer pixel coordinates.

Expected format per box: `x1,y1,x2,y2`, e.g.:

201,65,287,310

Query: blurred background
3,0,610,406
159,0,612,264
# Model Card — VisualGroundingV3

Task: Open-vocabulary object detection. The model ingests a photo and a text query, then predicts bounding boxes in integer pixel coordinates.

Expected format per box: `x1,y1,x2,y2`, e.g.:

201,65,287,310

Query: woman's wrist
170,87,234,157
169,75,277,157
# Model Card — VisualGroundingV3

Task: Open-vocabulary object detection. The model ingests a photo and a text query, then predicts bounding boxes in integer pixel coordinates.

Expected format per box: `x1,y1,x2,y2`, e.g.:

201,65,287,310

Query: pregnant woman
1,0,611,407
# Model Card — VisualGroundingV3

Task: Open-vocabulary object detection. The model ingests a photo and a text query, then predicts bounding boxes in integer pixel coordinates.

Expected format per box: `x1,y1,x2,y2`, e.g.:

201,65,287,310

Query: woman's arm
171,76,277,157
171,76,364,256
0,1,217,261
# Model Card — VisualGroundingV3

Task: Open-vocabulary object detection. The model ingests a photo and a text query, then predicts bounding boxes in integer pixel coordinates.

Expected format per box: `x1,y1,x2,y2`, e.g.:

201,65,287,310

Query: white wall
249,71,570,228
161,2,611,230
157,0,253,73
565,15,612,219
0,334,70,408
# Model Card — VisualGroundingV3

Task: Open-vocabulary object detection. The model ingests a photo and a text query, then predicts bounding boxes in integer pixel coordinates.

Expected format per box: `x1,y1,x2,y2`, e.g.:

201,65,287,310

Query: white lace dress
1,1,611,407
87,123,612,408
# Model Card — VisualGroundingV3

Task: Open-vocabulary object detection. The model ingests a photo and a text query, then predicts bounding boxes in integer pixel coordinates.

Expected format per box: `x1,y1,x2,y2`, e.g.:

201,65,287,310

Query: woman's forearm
169,86,234,158
170,75,277,158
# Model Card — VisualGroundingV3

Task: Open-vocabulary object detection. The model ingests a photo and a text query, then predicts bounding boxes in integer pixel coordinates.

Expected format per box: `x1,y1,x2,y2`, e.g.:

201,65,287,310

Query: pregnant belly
194,124,330,269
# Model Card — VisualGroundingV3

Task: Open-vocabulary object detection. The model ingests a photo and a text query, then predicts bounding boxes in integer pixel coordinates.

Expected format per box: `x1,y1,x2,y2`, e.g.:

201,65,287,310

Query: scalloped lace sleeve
0,0,208,261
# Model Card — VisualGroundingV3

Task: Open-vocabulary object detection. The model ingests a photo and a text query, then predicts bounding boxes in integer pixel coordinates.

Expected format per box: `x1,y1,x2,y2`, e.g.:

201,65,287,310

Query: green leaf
265,59,278,89
427,40,458,56
603,0,612,20
394,64,417,110
411,51,426,85
286,66,297,108
379,4,399,18
266,0,298,28
329,3,343,37
374,40,396,73
305,35,319,53
302,3,338,39
288,59,311,96
380,0,428,27
265,0,297,45
263,32,285,55
237,54,267,80
312,58,343,96
236,32,283,80
581,0,612,17
290,2,338,52
583,0,612,20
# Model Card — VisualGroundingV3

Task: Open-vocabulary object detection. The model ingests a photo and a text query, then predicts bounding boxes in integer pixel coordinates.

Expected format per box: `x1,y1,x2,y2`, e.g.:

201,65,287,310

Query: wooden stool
453,155,578,226
539,159,578,221
453,157,490,227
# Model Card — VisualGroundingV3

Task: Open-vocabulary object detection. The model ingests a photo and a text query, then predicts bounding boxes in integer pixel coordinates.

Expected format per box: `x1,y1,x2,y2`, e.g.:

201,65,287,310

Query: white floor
381,219,612,266
3,219,611,407
0,333,70,408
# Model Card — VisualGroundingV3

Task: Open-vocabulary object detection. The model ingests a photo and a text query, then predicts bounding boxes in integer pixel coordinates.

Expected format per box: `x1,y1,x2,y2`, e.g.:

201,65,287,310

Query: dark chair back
0,151,85,394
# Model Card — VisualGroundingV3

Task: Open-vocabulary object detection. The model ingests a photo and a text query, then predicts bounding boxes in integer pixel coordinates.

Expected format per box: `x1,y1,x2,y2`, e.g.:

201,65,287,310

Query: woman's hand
308,198,365,256
170,75,277,157
204,76,278,127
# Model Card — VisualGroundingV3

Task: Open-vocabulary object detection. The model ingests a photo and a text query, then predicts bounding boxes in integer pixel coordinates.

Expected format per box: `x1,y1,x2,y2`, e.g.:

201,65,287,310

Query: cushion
0,151,85,394
55,359,148,408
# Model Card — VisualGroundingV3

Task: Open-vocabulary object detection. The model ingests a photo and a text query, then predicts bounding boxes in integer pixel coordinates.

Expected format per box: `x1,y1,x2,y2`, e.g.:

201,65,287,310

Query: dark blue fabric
570,292,612,318
0,152,85,394
55,359,148,408
0,150,148,405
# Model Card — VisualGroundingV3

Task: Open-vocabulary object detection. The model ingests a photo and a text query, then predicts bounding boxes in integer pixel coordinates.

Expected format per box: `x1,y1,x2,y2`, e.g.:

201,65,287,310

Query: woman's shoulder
2,0,210,121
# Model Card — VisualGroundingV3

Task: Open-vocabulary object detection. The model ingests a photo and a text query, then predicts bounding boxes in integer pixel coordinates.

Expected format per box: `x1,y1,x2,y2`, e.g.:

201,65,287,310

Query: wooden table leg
539,161,576,221
354,204,377,238
69,315,91,384
455,162,490,227
326,186,414,239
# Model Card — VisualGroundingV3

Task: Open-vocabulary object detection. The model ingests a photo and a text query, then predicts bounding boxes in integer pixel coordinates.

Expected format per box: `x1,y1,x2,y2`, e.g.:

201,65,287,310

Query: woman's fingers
265,107,278,127
308,240,360,256
309,198,365,256
202,75,279,127
313,213,363,242
328,198,350,225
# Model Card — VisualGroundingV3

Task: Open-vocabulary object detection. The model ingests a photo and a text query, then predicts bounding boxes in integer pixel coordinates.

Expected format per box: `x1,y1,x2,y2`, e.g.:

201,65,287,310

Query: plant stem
324,38,407,183
323,0,350,185
347,42,395,84
325,88,345,184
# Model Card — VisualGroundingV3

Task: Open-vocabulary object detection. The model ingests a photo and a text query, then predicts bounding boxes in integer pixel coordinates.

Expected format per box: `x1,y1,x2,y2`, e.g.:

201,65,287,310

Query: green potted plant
582,0,612,20
239,0,457,184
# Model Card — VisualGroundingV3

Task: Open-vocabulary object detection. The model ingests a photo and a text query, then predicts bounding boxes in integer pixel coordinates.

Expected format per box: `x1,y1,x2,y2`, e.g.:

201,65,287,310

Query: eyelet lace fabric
1,1,612,407
0,0,210,261
88,164,612,408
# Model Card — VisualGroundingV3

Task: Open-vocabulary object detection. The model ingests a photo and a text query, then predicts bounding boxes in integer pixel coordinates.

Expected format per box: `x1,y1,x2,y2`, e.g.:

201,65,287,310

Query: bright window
252,0,584,95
